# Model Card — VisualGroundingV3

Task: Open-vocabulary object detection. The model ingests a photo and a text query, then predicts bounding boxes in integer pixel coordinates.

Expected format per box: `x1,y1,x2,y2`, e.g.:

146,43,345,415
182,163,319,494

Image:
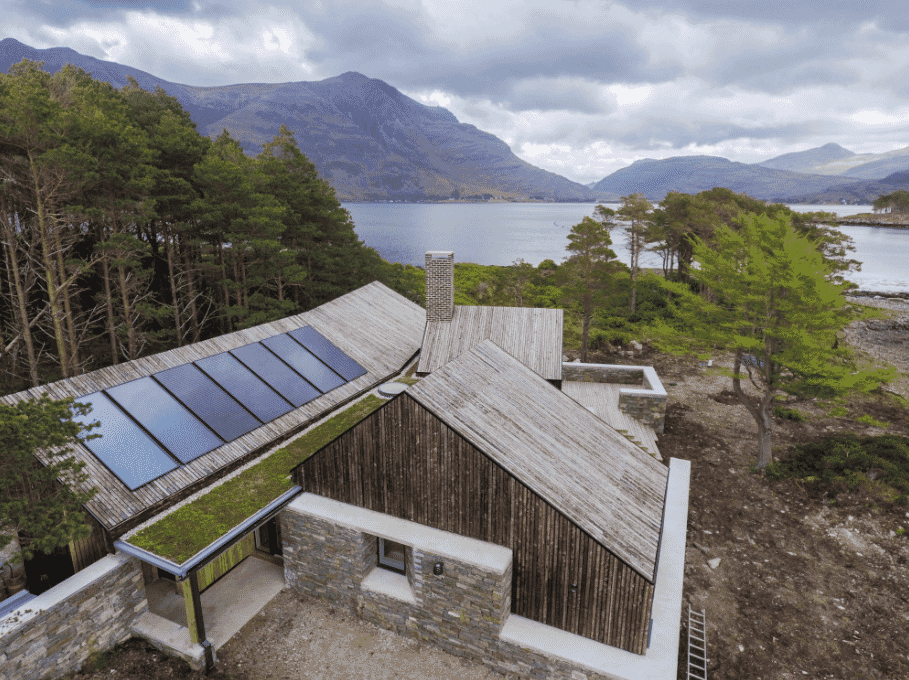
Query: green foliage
128,395,385,562
856,414,889,428
765,434,909,505
873,189,909,214
650,211,896,468
560,215,621,360
773,405,807,422
0,396,99,562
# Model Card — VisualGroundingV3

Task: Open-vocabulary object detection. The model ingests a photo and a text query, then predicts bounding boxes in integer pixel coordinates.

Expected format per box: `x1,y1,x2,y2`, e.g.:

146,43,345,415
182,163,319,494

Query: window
377,538,406,575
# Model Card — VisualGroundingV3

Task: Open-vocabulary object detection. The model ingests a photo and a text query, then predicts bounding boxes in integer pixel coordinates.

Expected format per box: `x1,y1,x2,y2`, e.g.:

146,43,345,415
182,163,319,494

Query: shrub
768,434,909,505
773,405,806,422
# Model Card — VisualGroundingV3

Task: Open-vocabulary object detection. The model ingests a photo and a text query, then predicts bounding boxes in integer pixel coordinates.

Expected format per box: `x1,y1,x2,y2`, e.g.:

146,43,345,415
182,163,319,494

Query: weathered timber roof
417,305,563,381
1,282,424,533
408,339,668,581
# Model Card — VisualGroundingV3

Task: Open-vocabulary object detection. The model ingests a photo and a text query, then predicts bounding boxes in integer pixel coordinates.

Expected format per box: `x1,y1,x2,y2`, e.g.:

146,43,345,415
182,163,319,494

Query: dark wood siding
69,510,109,573
293,394,654,653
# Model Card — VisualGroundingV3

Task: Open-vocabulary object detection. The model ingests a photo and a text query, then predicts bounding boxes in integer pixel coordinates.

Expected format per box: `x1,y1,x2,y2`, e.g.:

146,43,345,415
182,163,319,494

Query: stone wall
282,493,680,680
562,362,667,434
561,363,644,385
0,553,147,680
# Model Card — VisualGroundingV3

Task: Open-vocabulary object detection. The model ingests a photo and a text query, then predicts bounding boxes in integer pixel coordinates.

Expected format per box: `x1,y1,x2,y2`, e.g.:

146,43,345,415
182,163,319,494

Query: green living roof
127,394,385,563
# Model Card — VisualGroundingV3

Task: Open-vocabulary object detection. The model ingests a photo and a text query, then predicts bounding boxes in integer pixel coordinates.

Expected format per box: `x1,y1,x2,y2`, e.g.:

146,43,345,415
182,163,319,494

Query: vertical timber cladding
294,393,655,654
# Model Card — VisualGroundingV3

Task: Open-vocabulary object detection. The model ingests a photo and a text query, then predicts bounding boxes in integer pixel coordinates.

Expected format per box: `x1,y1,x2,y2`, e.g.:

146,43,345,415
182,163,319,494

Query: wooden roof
408,339,668,581
0,282,424,533
417,306,563,381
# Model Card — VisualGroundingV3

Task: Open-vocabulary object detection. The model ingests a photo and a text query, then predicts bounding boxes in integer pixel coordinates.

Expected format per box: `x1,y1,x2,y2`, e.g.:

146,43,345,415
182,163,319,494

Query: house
419,251,563,385
282,252,690,679
0,281,426,679
1,256,689,680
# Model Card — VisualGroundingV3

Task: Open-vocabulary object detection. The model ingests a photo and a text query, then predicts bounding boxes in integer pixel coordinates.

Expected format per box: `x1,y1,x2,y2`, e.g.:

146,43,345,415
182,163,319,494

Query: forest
0,58,870,399
0,60,421,394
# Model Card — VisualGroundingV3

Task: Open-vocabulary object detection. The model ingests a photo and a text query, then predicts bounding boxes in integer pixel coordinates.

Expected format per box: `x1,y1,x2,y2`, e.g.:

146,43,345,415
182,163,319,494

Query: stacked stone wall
561,364,644,385
282,504,641,680
562,362,667,434
425,251,454,322
0,553,147,680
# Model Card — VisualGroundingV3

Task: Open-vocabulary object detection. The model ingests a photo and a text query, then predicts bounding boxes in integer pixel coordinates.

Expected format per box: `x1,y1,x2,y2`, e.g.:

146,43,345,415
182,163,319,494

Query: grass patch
856,414,889,428
395,377,420,385
766,434,909,505
129,395,386,562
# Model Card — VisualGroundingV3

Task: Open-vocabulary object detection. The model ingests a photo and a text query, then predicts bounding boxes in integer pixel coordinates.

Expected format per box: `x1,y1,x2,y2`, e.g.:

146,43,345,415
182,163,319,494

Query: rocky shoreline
844,295,909,397
836,213,909,228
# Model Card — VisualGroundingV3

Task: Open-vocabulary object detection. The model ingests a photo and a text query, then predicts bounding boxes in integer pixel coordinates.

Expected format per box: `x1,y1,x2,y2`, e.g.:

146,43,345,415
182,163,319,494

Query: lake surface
342,202,909,292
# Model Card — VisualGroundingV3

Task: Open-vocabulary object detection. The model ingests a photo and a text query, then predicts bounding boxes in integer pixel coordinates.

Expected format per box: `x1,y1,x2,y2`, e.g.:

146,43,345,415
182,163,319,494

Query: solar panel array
72,327,366,491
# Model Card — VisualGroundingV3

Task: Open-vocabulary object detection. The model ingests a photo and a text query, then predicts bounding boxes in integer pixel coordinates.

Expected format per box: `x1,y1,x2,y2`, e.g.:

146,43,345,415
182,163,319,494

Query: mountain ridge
0,38,596,201
590,155,866,202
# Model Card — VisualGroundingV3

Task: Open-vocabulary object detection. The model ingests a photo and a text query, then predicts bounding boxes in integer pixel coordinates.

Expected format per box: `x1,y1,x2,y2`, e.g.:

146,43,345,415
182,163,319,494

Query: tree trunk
183,243,201,342
164,228,182,346
732,350,776,470
31,154,71,377
52,220,79,373
1,208,40,386
101,255,118,364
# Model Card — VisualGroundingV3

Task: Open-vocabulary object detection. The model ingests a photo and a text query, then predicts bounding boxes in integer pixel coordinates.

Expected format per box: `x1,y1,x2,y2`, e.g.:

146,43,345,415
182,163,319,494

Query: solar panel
195,352,293,423
71,391,178,491
288,326,366,381
106,377,224,464
154,363,262,442
261,333,345,394
230,342,321,408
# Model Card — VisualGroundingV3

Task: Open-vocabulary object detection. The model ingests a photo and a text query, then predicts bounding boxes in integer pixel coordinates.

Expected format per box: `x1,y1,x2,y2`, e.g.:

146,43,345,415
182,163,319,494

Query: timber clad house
0,250,689,680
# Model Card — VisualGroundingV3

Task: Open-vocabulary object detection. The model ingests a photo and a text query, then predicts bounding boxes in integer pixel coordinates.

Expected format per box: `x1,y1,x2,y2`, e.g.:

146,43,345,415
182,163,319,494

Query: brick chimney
425,251,454,322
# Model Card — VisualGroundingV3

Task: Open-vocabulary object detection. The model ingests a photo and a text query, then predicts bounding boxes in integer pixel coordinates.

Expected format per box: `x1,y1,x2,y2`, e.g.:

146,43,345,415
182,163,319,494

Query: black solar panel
261,333,345,394
106,377,224,464
71,391,178,490
154,363,262,442
288,326,366,381
195,352,293,423
230,342,321,408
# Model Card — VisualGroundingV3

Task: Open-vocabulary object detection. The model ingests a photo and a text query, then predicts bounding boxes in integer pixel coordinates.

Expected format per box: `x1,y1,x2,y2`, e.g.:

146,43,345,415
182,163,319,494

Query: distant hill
0,38,596,202
590,155,864,202
783,170,909,204
757,143,856,174
756,141,909,180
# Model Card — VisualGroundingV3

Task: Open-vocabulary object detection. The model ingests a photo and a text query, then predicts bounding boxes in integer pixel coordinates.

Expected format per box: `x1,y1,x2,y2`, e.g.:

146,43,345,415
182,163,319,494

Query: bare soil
66,305,909,680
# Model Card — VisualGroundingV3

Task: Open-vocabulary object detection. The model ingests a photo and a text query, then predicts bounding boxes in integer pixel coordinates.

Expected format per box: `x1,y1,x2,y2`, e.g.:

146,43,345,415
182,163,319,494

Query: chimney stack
425,251,454,322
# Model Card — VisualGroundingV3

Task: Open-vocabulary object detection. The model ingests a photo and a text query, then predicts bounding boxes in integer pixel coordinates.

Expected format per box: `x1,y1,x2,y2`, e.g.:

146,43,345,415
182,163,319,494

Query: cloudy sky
4,0,909,183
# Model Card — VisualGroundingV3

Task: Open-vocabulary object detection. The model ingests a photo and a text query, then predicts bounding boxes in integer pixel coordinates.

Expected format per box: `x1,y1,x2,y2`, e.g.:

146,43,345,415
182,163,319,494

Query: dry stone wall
0,553,147,680
281,499,644,680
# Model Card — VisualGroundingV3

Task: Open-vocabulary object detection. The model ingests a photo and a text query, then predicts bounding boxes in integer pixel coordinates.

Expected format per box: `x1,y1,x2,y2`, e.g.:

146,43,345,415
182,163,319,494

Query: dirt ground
66,303,909,680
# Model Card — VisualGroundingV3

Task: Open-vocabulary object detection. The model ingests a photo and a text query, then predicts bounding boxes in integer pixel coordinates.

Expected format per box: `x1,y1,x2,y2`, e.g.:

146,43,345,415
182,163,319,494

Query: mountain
756,143,856,174
0,38,595,201
782,170,909,204
590,156,864,202
757,141,909,180
819,147,909,180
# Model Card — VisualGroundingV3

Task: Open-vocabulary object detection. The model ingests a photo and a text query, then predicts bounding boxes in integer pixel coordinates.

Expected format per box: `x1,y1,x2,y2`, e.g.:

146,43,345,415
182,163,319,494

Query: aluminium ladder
687,605,708,680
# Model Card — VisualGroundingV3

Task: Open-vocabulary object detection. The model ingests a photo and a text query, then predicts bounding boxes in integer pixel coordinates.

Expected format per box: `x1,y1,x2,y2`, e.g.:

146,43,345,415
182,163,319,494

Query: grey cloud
624,0,909,31
12,0,197,27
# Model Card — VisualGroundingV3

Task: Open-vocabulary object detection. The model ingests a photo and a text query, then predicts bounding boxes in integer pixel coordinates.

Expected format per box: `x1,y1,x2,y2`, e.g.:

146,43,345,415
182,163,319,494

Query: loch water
342,202,909,293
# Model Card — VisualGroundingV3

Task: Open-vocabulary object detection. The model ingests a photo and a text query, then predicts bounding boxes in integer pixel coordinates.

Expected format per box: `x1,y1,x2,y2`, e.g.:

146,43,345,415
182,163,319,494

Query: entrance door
23,544,75,595
255,517,283,556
